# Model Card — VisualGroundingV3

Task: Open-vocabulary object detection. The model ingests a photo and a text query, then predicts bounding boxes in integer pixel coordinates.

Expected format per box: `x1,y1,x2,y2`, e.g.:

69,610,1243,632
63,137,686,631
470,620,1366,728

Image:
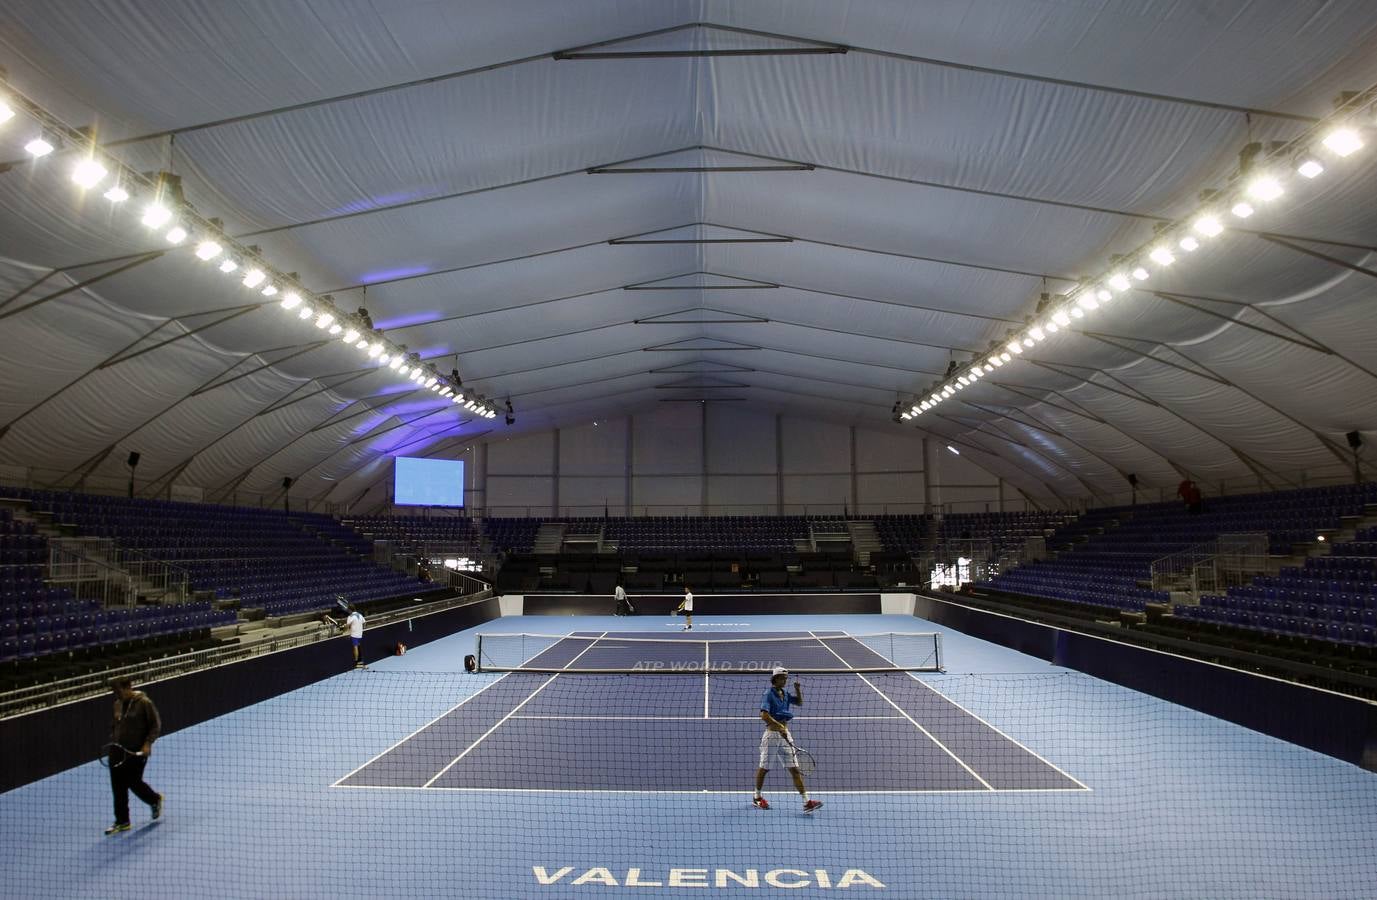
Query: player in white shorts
753,666,822,812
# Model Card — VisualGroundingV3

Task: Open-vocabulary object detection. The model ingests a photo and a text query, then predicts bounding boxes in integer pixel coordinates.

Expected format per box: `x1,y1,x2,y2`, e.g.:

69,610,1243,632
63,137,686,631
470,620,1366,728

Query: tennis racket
783,733,817,777
322,614,341,629
99,743,143,769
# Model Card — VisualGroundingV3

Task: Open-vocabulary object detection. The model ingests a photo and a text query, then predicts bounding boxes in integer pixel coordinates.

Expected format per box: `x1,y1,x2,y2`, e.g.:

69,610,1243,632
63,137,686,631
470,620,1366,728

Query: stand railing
1151,533,1270,602
0,589,492,719
47,540,133,607
115,546,190,604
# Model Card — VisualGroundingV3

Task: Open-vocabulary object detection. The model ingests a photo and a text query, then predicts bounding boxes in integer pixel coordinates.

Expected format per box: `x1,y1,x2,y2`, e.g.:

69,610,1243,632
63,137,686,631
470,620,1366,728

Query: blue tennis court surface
336,631,1084,793
4,613,1377,899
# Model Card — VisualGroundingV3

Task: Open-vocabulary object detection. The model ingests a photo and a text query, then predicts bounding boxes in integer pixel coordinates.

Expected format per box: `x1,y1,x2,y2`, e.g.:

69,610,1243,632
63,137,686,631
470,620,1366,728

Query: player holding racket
675,585,694,630
104,677,163,834
753,666,822,812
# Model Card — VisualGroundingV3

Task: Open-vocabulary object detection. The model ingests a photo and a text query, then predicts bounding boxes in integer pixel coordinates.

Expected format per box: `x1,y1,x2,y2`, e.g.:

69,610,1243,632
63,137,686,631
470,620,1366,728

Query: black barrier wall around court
913,592,1377,771
521,593,882,616
0,597,501,794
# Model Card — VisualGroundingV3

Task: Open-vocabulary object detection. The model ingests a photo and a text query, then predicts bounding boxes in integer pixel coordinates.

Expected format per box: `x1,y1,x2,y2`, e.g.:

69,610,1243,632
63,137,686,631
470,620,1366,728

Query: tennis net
473,631,942,673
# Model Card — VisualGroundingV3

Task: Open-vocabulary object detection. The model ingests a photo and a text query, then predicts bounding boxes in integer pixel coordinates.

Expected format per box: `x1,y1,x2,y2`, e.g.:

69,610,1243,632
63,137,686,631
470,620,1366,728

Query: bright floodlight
1029,326,1045,342
357,338,371,350
958,376,969,386
1149,246,1175,267
1245,175,1283,202
1052,310,1071,327
0,100,13,124
1178,235,1200,252
218,257,239,274
1108,273,1131,292
341,327,359,343
368,342,383,358
164,225,187,245
1077,293,1099,311
281,291,303,310
103,185,130,203
24,136,54,157
315,313,334,329
1322,127,1363,157
241,268,266,289
1230,201,1254,219
1096,288,1113,303
998,352,1011,363
1006,341,1023,355
1070,306,1084,318
1296,156,1324,179
1131,267,1149,281
990,355,1004,367
900,412,912,420
1193,215,1223,237
71,158,108,188
389,355,403,370
424,376,438,388
378,354,392,366
260,284,278,297
140,203,172,228
194,241,222,261
947,445,960,455
297,305,314,320
328,323,342,335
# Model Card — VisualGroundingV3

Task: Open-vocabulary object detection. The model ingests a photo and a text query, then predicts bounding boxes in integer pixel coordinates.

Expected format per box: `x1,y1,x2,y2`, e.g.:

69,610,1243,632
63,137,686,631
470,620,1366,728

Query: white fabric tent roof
1,1,1377,508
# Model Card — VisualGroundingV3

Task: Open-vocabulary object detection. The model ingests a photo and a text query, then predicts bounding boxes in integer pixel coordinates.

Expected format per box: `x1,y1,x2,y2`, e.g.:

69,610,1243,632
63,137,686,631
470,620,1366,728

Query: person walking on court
105,676,163,834
614,582,634,616
753,666,822,812
676,585,694,630
342,603,366,668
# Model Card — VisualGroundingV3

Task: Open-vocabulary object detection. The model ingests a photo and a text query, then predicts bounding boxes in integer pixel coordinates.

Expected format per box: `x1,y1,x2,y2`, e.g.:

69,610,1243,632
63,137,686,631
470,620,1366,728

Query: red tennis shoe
752,796,770,810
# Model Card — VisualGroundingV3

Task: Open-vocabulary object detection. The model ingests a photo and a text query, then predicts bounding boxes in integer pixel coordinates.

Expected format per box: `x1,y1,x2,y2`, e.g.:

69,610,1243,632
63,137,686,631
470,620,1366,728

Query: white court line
506,721,903,726
704,641,710,719
902,671,1091,792
335,785,1088,795
809,630,995,792
331,673,513,787
420,631,608,789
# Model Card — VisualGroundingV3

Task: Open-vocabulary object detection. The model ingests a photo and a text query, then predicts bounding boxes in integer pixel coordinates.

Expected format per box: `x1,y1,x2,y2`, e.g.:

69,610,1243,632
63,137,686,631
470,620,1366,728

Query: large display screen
393,456,465,507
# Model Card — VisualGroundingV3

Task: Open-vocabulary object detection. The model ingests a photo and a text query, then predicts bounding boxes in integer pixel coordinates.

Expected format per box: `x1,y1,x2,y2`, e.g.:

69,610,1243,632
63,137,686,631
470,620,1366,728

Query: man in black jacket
105,676,163,835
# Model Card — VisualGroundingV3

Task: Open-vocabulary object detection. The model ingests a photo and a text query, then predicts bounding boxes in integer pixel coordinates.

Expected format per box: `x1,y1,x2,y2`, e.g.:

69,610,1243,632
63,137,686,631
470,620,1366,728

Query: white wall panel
706,475,776,513
559,475,625,515
783,474,850,511
633,407,702,475
706,406,775,473
487,475,553,514
487,432,554,474
631,476,701,513
856,472,925,514
855,426,923,472
780,418,850,474
559,419,627,476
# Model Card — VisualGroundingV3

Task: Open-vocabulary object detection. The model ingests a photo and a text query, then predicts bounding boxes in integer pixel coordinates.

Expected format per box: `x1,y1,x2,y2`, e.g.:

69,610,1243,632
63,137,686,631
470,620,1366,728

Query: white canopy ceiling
1,0,1377,507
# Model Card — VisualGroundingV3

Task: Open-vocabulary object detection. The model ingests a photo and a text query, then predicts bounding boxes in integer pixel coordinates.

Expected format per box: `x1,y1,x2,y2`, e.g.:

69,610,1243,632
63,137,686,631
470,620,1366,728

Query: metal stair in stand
846,520,882,566
533,522,567,554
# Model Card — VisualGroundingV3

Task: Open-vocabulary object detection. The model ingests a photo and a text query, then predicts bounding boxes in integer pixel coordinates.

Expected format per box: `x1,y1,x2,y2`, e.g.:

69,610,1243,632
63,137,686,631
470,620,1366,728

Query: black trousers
110,752,159,825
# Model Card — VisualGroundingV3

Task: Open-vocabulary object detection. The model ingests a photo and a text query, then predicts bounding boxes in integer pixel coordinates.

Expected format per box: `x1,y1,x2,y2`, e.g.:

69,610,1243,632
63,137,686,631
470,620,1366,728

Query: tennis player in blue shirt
753,666,822,812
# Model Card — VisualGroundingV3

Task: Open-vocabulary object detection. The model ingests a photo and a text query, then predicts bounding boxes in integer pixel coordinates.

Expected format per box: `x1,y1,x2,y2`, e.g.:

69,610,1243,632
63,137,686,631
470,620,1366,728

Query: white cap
771,666,788,677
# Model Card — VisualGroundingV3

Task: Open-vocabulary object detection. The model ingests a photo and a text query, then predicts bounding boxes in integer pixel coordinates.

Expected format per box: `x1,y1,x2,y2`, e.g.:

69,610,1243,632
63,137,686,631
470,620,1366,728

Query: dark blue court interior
339,631,1082,793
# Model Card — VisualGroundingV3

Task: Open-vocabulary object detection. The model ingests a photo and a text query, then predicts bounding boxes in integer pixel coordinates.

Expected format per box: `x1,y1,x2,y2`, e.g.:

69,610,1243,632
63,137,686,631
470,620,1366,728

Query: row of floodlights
0,94,499,420
902,119,1368,420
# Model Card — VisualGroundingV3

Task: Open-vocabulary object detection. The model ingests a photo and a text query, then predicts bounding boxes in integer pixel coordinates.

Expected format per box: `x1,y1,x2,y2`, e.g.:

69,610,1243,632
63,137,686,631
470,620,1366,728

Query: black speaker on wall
126,451,141,468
